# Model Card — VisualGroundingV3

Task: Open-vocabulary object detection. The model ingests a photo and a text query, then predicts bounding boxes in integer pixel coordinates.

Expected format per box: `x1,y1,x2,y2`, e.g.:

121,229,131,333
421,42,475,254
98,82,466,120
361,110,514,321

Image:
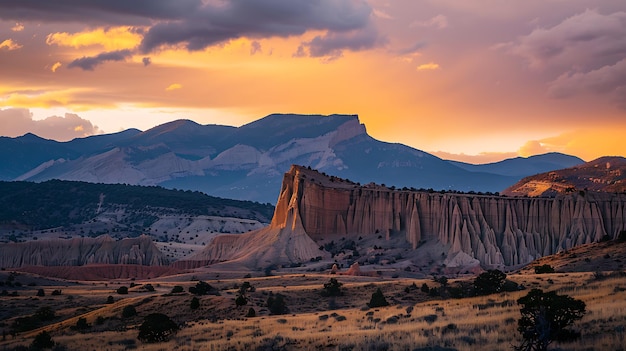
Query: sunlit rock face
0,235,168,268
213,165,626,269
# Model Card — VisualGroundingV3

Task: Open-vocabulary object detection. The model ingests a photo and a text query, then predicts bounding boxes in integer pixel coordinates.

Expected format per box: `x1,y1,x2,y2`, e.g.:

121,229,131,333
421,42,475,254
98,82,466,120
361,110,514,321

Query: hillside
503,156,626,197
0,114,582,204
0,180,274,232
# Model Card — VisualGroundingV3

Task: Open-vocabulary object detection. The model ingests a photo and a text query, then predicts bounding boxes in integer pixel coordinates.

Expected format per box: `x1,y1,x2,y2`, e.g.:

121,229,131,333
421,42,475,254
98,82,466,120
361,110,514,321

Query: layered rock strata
0,235,167,268
196,165,626,269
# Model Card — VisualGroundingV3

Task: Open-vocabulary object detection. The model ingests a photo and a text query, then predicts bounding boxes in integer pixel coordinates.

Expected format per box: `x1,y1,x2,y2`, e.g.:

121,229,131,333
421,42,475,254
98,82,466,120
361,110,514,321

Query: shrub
189,281,219,296
534,264,555,274
267,293,288,315
51,289,62,296
245,308,256,318
618,230,626,243
143,284,155,292
515,289,586,351
35,307,56,321
116,286,128,295
420,283,430,293
321,278,343,297
31,330,55,349
474,269,507,295
106,295,114,304
73,317,90,331
137,313,179,343
367,288,389,308
190,297,200,310
235,294,248,308
122,305,137,318
36,288,45,297
171,285,184,294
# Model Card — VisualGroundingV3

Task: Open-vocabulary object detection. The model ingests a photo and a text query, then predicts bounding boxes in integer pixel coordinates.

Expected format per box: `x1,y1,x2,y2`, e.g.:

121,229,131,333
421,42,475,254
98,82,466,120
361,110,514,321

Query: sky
0,0,625,163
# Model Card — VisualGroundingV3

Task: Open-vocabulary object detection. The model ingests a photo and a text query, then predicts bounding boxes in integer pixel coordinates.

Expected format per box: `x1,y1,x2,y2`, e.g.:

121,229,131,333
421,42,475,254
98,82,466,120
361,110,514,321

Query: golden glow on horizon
0,2,624,163
46,27,143,51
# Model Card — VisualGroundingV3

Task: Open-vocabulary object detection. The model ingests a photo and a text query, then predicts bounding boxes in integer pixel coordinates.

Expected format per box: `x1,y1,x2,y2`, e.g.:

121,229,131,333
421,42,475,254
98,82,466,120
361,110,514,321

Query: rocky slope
1,114,578,204
503,156,626,197
0,235,167,268
190,165,626,270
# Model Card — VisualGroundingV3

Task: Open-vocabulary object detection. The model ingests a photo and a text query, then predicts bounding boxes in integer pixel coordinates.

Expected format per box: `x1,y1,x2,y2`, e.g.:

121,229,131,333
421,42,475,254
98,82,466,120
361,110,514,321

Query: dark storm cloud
138,0,378,54
501,9,626,108
306,23,383,58
0,0,382,58
0,0,197,25
67,49,133,71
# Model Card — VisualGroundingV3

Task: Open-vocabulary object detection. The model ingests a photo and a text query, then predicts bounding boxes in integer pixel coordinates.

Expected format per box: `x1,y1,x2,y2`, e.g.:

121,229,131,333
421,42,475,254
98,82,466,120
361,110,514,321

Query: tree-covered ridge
0,180,274,229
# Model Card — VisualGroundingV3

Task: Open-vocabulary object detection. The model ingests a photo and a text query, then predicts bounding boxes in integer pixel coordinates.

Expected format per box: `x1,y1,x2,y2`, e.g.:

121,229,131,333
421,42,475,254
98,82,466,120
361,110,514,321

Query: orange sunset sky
0,0,625,163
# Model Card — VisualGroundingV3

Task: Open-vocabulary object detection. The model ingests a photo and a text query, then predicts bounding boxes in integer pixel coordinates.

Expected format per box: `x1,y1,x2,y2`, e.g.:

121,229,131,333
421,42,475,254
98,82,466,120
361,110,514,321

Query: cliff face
253,165,626,269
0,235,168,268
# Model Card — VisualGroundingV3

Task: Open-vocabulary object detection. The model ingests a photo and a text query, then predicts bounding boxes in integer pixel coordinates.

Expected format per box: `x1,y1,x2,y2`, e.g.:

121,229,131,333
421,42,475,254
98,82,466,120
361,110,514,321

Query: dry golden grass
1,271,625,351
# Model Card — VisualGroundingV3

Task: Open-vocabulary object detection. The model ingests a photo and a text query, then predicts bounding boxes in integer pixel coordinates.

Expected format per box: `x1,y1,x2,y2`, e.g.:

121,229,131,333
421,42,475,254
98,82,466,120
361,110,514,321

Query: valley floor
1,270,625,351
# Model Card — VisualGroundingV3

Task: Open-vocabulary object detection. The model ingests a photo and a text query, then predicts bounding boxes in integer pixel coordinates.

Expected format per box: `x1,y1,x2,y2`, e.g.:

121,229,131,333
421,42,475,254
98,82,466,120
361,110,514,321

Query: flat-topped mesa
275,165,626,268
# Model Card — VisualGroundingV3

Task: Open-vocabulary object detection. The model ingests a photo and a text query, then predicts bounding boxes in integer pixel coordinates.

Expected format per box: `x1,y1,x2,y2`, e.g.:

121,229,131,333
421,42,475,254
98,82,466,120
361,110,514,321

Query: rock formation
0,235,167,268
504,156,626,197
193,165,626,270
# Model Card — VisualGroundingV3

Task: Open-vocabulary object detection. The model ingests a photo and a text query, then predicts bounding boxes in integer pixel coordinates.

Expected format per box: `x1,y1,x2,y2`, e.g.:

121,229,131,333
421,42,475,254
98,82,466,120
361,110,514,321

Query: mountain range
0,114,584,204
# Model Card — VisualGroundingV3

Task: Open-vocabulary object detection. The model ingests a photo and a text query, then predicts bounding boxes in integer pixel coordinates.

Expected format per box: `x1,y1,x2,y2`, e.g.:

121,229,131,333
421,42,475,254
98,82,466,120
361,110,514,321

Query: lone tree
367,288,389,308
137,313,179,343
515,289,586,351
474,269,507,295
321,278,343,297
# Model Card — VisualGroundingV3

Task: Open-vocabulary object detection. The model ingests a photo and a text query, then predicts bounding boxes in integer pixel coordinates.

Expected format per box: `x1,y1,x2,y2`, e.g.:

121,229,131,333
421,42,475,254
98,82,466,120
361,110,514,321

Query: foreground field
1,270,625,351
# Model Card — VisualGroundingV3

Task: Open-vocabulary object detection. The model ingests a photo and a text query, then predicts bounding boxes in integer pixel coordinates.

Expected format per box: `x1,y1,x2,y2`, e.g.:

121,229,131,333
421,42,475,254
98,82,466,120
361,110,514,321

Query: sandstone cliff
194,165,626,270
0,235,167,268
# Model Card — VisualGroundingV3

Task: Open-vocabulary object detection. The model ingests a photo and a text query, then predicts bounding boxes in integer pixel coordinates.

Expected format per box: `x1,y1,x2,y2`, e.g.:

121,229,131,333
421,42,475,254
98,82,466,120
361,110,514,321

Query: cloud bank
0,0,383,67
502,9,626,108
0,108,102,141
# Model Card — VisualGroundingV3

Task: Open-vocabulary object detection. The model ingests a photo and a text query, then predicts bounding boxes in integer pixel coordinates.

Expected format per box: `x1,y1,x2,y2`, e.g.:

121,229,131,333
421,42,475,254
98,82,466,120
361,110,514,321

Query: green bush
171,285,184,294
267,293,288,315
474,269,507,295
235,294,248,308
189,281,219,296
137,313,179,343
31,330,55,349
321,278,343,297
516,289,586,351
245,308,256,318
122,305,137,318
534,264,555,274
367,288,389,308
190,297,200,310
116,286,128,295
